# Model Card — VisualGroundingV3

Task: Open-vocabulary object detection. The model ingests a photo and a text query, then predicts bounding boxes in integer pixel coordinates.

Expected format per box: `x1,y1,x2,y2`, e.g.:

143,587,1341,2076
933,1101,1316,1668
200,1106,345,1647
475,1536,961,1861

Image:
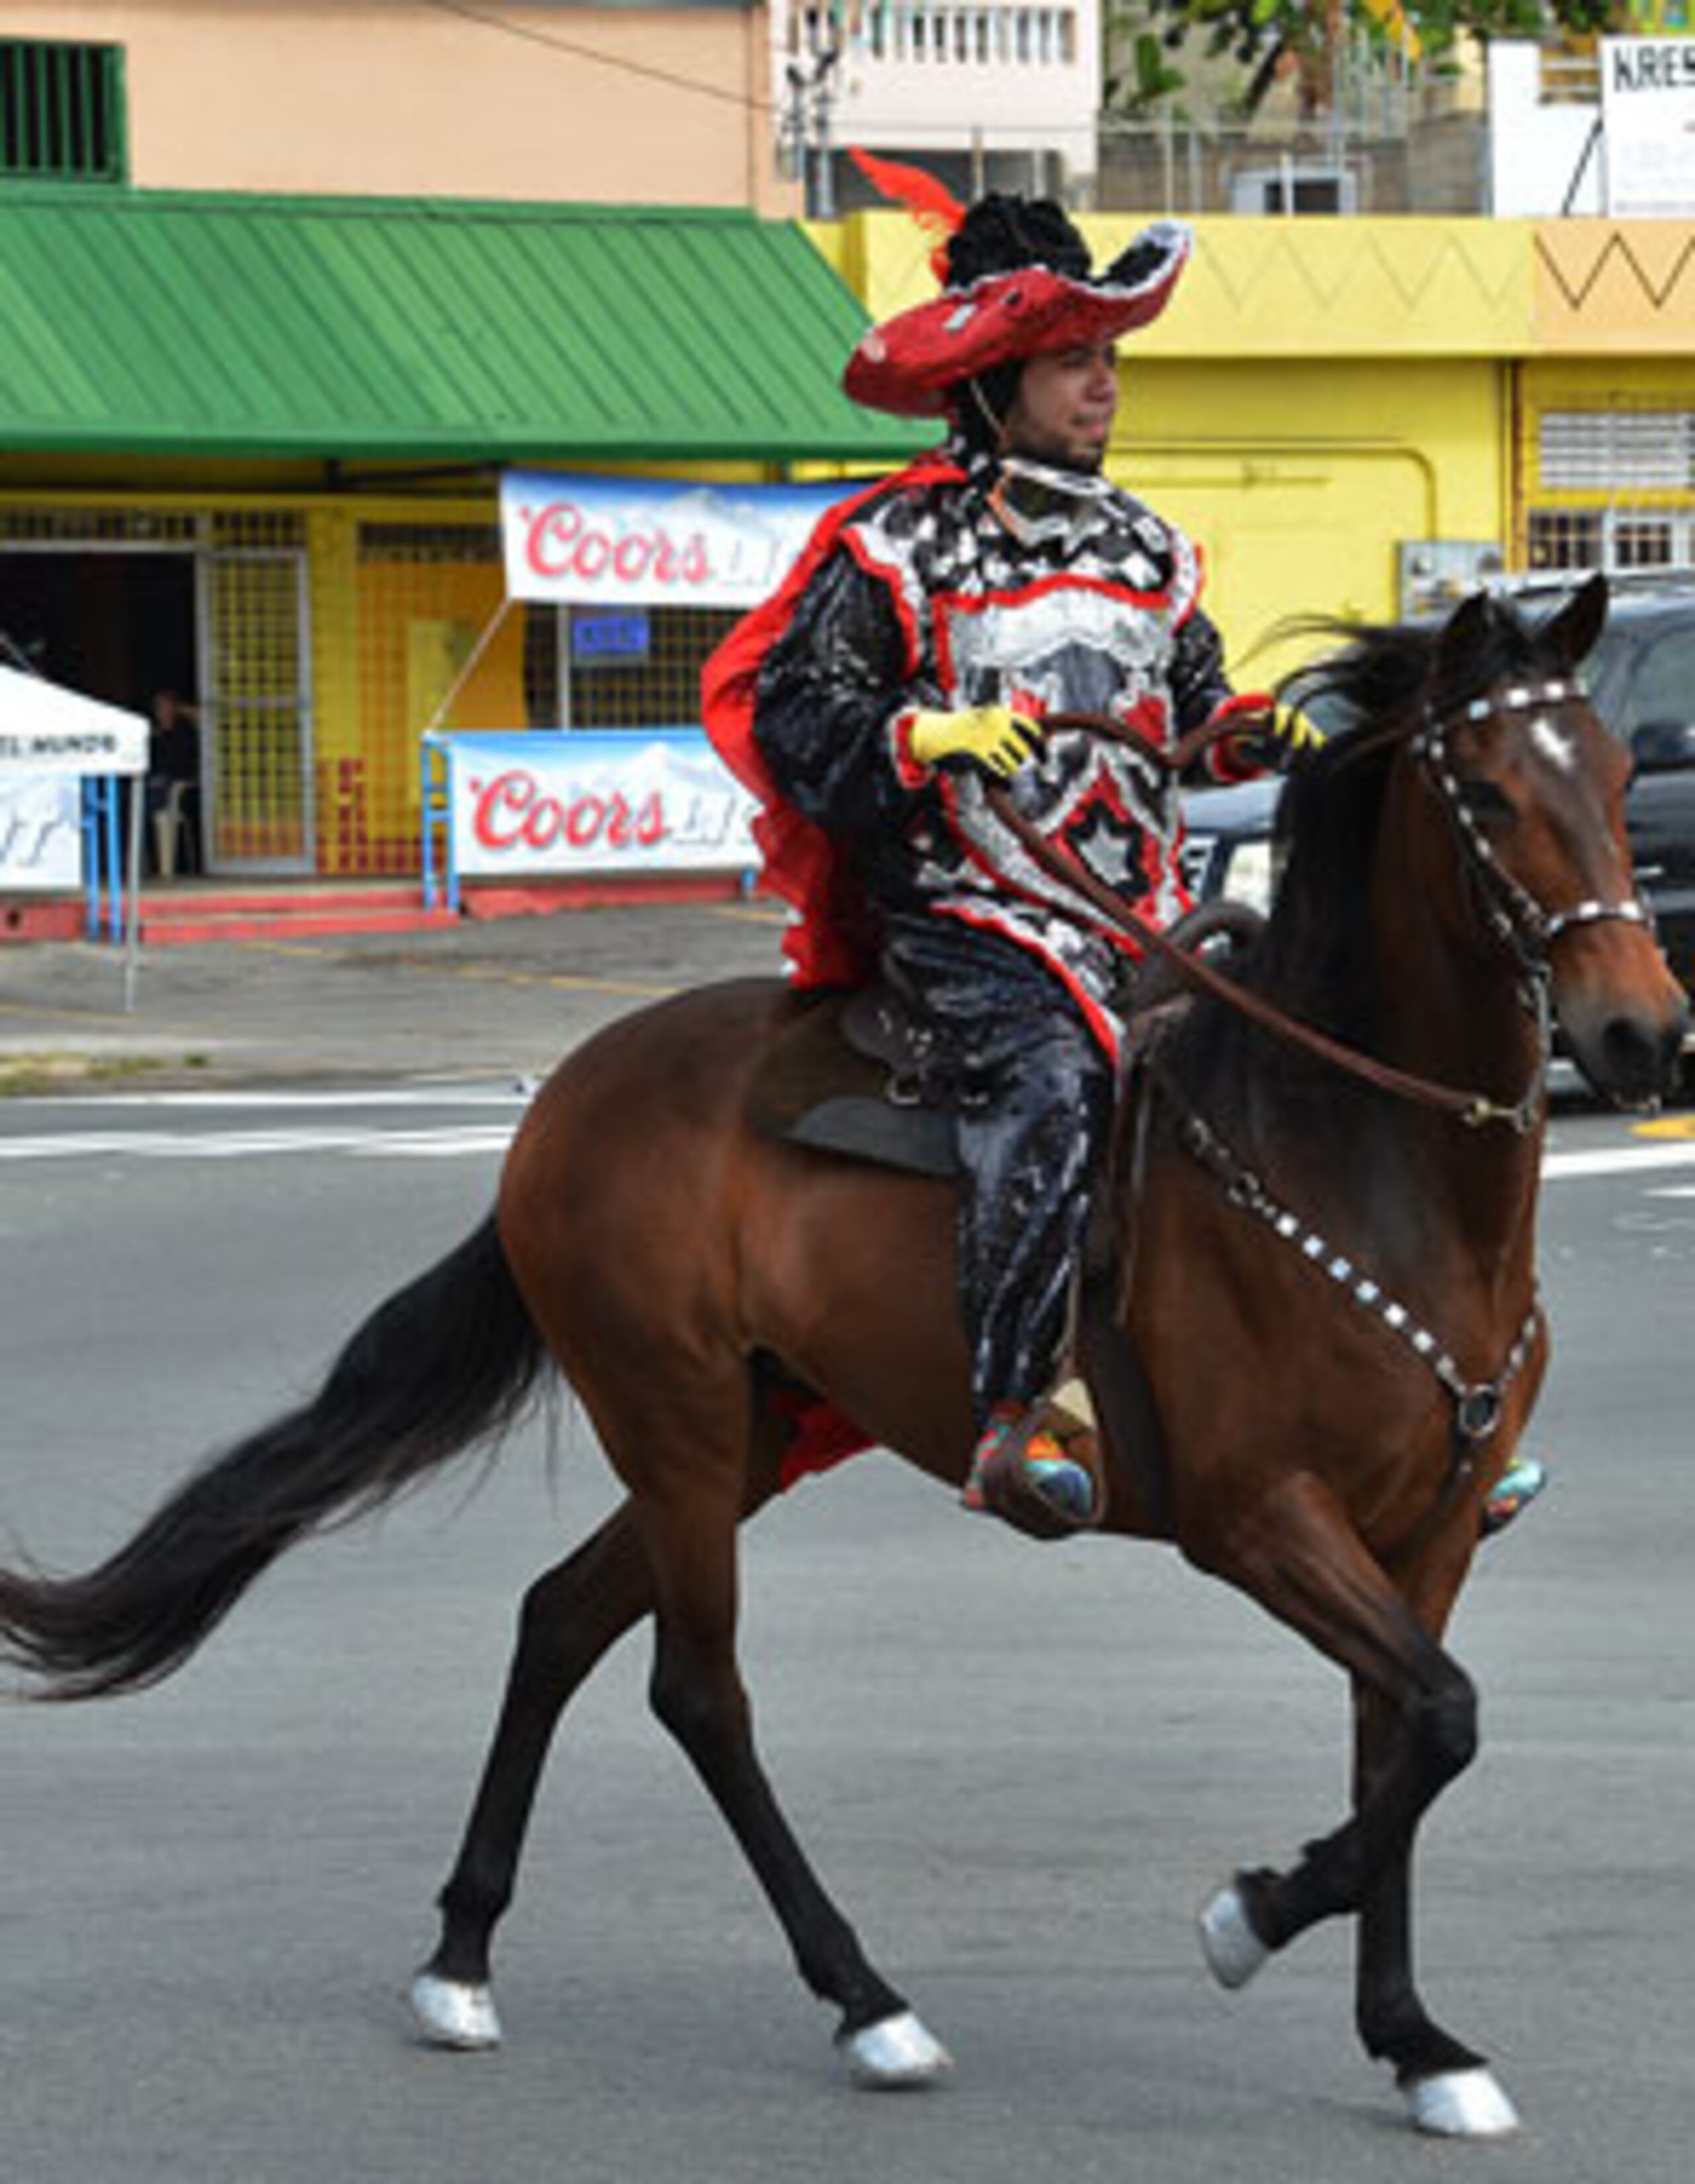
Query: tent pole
123,771,144,1012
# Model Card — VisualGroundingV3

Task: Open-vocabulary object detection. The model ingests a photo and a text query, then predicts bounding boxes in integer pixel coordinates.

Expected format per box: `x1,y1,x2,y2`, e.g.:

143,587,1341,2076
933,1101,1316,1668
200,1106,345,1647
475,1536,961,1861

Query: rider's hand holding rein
905,703,1047,781
1225,701,1326,773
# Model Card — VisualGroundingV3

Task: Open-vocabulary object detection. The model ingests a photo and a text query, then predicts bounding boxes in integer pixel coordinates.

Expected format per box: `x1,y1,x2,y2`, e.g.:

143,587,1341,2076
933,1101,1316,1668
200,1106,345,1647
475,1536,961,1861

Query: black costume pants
882,915,1115,1428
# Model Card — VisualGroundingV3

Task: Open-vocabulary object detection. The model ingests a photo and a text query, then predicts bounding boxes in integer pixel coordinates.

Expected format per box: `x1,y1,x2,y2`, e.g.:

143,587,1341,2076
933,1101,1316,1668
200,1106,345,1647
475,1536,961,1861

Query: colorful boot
962,1403,1096,1537
1480,1453,1548,1538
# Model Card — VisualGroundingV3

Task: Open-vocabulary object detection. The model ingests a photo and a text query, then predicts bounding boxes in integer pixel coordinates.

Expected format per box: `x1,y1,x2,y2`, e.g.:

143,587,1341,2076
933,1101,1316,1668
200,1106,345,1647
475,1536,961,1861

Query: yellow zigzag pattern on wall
1536,228,1695,313
849,215,1547,360
1144,219,1530,357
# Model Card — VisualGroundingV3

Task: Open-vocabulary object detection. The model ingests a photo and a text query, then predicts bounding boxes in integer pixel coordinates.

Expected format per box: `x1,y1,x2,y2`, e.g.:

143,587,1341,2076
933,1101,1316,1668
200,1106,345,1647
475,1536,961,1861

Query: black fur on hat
944,194,1092,289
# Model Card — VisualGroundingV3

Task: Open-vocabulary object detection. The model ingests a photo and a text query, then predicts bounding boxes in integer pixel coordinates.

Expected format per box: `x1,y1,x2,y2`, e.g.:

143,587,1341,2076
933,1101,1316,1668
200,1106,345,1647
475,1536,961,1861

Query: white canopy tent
0,667,150,1006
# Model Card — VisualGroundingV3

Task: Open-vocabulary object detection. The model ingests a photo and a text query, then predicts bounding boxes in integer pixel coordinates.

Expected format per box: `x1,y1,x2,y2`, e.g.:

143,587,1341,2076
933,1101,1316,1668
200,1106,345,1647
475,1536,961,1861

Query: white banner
1602,37,1695,215
0,774,82,891
0,666,148,776
446,731,759,879
500,468,856,610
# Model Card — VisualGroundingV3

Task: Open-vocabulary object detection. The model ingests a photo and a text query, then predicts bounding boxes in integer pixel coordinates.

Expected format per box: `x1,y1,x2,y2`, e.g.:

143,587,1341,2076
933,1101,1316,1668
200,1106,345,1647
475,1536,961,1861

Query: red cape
701,455,965,988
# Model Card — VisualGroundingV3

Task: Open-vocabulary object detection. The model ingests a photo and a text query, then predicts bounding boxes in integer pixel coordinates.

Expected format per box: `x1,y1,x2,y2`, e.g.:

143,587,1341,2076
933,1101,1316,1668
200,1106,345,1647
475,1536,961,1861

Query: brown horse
1,575,1685,2138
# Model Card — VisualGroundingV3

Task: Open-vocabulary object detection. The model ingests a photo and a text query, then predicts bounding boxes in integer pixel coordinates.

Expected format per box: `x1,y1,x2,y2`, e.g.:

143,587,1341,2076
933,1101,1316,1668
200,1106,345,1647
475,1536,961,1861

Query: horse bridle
986,682,1651,1134
1412,678,1655,979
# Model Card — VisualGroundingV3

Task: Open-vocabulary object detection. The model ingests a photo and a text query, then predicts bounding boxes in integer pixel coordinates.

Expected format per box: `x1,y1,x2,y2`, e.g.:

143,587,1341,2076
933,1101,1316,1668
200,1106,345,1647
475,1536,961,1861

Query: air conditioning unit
1230,164,1359,215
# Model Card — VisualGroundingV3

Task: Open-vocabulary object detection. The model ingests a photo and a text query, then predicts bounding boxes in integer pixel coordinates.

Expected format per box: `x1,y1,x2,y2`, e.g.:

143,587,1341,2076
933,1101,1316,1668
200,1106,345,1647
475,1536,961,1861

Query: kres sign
1602,36,1695,214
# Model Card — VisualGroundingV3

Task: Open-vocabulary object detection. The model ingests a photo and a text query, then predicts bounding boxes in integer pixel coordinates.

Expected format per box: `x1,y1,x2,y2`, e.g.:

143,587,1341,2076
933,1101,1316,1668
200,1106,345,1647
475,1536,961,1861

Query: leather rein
985,693,1653,1132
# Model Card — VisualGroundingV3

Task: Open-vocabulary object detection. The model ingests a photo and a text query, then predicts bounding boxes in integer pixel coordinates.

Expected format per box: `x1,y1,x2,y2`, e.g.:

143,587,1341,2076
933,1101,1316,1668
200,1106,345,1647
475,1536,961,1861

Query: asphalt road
1,1080,1691,2184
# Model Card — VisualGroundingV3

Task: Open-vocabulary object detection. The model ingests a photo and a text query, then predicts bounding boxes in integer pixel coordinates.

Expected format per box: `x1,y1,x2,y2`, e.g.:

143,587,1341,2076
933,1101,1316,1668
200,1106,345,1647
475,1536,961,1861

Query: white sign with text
0,774,81,891
1603,37,1695,215
445,731,759,879
500,470,855,611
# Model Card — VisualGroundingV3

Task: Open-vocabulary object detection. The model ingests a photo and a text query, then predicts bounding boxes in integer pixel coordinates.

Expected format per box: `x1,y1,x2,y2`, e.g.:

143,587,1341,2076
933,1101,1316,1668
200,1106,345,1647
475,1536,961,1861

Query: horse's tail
0,1214,547,1701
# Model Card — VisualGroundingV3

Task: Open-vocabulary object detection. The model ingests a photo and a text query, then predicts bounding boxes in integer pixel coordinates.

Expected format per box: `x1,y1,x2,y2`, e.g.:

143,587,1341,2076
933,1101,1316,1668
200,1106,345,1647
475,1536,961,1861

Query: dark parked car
1180,577,1695,1003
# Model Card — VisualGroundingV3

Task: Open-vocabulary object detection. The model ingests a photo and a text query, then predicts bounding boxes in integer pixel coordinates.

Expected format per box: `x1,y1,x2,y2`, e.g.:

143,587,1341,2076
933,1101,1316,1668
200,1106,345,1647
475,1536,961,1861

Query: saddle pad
746,991,963,1179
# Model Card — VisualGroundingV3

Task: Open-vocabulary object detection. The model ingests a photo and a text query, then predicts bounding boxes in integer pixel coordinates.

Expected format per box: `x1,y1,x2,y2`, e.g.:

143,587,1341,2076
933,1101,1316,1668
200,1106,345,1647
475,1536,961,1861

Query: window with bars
1527,505,1695,572
523,605,738,730
1538,409,1695,492
0,40,125,185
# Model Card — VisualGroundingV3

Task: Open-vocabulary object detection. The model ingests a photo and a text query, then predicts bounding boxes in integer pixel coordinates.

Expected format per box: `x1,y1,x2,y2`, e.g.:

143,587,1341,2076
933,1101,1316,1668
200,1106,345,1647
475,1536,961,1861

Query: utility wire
419,0,776,113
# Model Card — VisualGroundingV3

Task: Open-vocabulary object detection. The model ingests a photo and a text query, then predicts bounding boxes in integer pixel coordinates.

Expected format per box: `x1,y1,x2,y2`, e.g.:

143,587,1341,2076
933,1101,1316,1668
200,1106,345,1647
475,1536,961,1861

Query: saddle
746,975,975,1178
746,903,1265,1540
746,898,1266,1180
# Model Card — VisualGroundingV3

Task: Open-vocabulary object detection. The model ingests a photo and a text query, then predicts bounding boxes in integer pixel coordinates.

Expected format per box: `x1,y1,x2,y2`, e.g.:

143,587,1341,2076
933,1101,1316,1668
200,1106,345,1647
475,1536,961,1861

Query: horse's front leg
1192,1471,1517,2137
1349,1685,1516,2135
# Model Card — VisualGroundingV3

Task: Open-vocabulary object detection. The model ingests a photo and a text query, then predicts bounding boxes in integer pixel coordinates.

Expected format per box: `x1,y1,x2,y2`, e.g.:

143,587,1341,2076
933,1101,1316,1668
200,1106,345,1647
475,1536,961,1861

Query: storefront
0,189,924,883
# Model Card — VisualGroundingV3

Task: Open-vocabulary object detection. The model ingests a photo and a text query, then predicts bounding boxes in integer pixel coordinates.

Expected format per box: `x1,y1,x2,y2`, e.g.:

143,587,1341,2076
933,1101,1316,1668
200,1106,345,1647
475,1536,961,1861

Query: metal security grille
202,514,312,871
351,522,510,875
557,605,739,729
0,507,201,547
1523,394,1695,575
0,40,124,184
1539,411,1695,492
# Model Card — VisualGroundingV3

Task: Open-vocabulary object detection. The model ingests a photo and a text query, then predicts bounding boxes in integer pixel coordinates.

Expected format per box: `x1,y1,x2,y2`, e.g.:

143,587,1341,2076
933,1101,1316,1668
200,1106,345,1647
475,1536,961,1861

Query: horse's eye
1459,779,1517,824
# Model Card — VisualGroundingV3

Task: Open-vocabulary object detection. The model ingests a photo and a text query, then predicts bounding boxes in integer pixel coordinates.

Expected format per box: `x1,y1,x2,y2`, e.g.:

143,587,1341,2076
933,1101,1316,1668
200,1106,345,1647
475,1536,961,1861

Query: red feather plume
847,148,964,283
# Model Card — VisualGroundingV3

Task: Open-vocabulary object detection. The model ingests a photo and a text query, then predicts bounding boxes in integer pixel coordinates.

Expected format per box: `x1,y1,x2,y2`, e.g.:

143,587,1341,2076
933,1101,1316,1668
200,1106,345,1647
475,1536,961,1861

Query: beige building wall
1,0,798,212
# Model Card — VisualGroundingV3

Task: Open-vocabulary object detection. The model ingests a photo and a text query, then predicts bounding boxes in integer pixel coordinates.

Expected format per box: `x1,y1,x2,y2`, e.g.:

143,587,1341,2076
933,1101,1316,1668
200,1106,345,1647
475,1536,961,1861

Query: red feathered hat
842,154,1192,421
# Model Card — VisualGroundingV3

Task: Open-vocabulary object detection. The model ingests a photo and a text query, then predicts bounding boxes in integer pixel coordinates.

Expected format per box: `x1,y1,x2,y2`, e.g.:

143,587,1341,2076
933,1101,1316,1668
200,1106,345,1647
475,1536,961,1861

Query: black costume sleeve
1169,606,1234,737
1169,605,1278,786
751,550,933,842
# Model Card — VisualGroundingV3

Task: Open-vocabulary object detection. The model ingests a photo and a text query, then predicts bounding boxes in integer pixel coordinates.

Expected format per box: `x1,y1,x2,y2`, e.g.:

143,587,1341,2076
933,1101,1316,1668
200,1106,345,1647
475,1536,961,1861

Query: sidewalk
0,901,789,1091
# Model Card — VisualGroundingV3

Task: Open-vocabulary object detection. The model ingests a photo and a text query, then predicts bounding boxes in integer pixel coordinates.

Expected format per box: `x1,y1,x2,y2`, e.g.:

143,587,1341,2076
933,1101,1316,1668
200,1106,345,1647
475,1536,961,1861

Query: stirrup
1480,1453,1547,1539
963,1407,1096,1539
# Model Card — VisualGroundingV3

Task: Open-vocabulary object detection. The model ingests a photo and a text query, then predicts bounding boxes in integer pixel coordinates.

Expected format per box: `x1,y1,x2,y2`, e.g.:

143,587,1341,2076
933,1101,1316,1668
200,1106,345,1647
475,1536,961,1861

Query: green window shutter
0,40,126,185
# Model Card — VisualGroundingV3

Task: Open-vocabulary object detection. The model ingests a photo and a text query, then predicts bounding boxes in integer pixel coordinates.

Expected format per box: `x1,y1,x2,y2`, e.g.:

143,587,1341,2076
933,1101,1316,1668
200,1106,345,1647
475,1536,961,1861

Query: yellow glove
906,704,1045,781
1271,704,1326,755
1228,700,1326,769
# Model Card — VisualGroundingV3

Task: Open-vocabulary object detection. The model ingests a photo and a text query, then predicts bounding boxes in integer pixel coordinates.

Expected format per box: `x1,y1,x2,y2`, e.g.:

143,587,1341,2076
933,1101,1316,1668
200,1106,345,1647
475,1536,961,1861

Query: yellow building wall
835,213,1522,683
1116,358,1508,683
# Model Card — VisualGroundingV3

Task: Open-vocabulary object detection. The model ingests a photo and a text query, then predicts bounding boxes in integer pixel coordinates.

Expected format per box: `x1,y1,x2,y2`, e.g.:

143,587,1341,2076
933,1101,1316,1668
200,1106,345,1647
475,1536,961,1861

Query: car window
1610,622,1695,732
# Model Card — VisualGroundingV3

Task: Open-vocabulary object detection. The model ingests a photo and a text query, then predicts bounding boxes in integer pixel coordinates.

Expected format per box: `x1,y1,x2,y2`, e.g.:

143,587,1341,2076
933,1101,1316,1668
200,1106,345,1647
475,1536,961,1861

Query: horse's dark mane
1162,595,1565,1115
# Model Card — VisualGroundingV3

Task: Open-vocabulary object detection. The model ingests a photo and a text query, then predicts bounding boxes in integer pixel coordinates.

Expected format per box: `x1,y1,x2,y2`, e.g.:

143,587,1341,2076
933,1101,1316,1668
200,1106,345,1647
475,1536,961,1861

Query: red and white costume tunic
706,448,1271,1063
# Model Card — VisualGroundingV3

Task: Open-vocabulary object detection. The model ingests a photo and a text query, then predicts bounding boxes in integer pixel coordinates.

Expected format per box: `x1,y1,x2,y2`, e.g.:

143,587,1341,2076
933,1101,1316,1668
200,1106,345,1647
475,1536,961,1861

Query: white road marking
1541,1142,1695,1181
0,1108,1687,1173
0,1124,516,1162
7,1085,528,1111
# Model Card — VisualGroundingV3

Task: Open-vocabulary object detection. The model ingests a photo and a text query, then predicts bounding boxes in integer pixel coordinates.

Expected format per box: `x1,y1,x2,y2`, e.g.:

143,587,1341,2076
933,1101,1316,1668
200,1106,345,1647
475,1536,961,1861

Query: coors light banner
500,469,858,609
448,731,758,880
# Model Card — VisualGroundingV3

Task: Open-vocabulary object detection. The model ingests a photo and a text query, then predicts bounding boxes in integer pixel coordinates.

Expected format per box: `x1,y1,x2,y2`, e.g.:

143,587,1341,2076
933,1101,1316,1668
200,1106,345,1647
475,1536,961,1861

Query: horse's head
1422,575,1688,1107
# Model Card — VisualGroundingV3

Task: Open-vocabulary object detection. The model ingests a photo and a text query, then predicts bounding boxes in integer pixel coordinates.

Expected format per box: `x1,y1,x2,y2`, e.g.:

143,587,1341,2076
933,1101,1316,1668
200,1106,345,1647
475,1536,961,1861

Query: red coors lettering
469,769,666,853
522,501,710,589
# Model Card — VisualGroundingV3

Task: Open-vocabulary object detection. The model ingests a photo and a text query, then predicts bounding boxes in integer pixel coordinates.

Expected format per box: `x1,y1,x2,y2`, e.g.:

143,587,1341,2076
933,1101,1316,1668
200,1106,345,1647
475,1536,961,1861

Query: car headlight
1220,838,1277,915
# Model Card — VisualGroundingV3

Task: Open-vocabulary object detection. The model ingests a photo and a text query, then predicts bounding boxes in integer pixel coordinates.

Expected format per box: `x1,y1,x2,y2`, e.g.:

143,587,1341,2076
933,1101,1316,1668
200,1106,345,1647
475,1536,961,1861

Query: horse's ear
1434,588,1503,677
1540,571,1609,670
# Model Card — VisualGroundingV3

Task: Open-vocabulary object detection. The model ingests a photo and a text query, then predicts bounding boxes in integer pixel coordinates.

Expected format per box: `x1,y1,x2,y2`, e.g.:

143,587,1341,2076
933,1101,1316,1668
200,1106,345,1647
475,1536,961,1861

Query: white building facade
775,1,1102,207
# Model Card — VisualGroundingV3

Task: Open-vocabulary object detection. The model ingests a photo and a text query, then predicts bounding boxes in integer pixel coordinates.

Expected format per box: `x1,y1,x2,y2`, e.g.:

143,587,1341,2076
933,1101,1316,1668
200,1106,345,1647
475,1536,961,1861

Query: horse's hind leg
1192,1475,1516,2136
411,1501,654,2050
624,1393,950,2088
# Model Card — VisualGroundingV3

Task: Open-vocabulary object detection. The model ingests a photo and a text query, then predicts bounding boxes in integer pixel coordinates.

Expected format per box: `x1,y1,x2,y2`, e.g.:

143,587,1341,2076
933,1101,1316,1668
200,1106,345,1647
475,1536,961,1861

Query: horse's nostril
1600,1011,1686,1099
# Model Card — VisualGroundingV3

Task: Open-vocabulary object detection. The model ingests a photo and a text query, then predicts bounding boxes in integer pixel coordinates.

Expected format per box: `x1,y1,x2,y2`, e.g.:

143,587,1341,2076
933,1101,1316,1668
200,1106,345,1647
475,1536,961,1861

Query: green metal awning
0,188,930,462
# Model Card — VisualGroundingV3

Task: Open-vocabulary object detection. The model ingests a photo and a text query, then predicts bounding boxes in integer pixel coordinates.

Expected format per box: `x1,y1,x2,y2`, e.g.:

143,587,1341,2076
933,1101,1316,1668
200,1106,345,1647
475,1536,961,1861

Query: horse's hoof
408,1969,503,2051
1197,1881,1269,1991
839,2009,953,2089
1403,2067,1520,2138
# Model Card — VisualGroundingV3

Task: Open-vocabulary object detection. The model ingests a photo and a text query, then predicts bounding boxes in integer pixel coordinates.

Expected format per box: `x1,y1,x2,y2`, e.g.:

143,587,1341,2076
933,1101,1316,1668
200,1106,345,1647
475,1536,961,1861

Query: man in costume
705,181,1542,1538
